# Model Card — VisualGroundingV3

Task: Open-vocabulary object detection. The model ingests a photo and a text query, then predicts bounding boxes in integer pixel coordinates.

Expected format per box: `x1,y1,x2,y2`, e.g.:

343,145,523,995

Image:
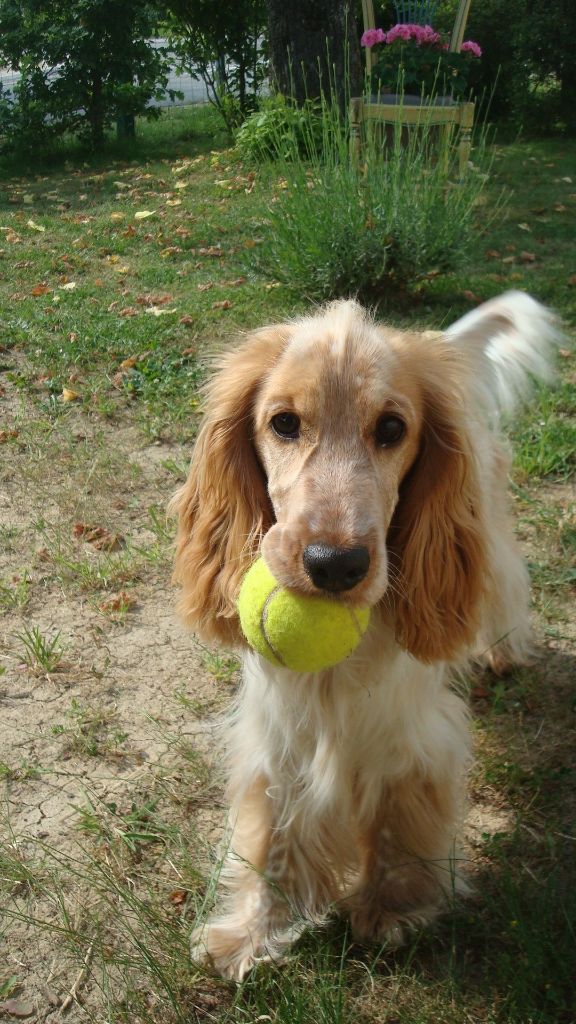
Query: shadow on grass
233,646,576,1024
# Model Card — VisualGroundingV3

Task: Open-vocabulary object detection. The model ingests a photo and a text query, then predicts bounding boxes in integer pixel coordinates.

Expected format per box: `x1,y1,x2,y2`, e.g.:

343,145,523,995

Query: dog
171,292,558,981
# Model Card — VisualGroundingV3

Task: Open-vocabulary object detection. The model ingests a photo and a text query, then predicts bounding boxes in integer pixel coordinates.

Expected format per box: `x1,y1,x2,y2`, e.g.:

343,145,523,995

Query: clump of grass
15,624,65,674
254,93,493,302
51,698,128,758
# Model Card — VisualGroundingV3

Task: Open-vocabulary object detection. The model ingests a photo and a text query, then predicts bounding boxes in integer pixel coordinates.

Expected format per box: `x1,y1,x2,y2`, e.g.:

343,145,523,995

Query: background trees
0,0,175,149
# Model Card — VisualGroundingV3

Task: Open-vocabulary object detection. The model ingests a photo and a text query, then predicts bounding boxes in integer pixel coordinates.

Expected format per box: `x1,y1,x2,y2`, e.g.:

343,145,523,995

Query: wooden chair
351,0,475,177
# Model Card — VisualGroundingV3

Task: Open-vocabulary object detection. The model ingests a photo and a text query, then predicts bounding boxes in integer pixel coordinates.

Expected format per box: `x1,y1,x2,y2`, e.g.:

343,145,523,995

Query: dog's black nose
303,544,370,592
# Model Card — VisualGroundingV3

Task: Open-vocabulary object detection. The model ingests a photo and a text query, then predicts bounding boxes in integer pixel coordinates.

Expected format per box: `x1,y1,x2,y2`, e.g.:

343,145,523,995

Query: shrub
234,96,324,161
255,96,491,302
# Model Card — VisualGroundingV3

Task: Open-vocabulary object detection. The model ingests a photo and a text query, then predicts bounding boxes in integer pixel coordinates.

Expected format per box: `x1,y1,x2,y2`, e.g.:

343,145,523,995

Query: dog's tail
445,290,563,417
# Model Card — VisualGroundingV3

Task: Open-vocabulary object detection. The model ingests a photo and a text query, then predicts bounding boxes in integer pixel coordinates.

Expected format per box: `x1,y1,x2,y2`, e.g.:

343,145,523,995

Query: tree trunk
267,0,362,109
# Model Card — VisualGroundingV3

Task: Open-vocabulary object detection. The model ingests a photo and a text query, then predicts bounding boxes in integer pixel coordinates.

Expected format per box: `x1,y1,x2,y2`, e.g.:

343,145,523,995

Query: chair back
361,0,473,69
393,1,439,26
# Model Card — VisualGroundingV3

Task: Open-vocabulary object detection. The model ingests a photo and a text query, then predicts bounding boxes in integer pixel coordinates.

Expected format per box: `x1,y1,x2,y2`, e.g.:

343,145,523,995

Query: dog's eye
271,412,301,439
375,414,406,447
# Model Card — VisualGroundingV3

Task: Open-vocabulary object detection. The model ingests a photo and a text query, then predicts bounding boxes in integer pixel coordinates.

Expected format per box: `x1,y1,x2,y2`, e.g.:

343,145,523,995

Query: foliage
166,0,267,131
363,22,482,100
234,95,325,161
0,0,176,151
256,95,491,301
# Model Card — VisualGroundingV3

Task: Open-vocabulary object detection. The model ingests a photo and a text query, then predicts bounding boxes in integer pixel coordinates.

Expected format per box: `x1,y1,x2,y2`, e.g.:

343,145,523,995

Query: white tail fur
445,291,562,417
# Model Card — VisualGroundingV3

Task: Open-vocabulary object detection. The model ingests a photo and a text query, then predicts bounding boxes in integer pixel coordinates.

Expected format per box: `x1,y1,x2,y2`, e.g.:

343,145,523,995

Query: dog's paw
190,920,269,982
347,895,439,947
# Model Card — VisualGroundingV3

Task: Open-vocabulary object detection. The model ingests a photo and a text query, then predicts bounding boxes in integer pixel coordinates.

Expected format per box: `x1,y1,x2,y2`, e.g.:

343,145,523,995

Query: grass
0,104,575,1023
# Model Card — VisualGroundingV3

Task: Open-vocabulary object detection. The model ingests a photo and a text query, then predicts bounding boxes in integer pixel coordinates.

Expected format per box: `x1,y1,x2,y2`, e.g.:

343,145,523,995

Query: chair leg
349,98,362,165
458,126,472,178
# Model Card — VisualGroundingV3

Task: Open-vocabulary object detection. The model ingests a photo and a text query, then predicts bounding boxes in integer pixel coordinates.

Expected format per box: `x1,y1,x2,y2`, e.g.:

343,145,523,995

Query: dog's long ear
389,345,488,663
170,326,290,645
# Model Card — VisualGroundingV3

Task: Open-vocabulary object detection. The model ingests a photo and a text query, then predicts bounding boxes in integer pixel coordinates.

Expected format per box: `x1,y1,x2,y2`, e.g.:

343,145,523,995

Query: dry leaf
166,198,182,207
181,345,196,355
197,282,214,291
225,277,246,287
212,299,233,310
73,523,124,550
114,265,130,274
60,281,77,290
568,275,576,287
61,387,81,402
198,246,223,258
461,290,481,303
519,251,536,263
554,204,568,213
31,283,50,296
136,292,173,306
5,230,21,244
160,246,182,257
0,999,35,1018
110,212,125,221
145,306,177,316
99,590,136,613
134,210,156,220
0,429,19,442
26,219,45,232
179,315,195,325
517,223,531,232
119,307,139,317
485,249,501,259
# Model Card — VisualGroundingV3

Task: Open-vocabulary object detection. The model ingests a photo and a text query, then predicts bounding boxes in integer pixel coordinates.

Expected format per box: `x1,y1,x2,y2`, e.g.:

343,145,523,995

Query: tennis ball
237,557,370,673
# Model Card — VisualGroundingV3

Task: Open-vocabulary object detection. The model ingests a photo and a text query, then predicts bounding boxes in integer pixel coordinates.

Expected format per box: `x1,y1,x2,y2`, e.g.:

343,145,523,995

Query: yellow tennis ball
237,557,370,673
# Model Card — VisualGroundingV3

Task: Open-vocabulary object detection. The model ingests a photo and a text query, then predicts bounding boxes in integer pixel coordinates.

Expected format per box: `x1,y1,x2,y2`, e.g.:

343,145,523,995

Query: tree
0,0,176,150
166,0,267,131
266,0,362,109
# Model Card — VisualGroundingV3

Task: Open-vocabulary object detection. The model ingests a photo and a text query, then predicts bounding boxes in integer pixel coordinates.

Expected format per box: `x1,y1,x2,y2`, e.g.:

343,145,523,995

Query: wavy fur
173,292,558,980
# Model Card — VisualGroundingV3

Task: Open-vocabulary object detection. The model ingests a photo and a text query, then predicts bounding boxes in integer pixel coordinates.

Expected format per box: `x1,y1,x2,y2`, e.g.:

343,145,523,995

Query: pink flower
385,23,442,47
461,40,482,57
361,28,386,47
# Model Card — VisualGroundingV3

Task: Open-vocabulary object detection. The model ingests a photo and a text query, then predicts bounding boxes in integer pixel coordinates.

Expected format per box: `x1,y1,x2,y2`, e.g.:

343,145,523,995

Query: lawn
0,105,575,1023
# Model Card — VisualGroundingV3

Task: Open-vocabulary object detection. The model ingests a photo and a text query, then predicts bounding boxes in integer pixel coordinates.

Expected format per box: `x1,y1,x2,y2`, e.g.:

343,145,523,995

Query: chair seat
367,93,460,107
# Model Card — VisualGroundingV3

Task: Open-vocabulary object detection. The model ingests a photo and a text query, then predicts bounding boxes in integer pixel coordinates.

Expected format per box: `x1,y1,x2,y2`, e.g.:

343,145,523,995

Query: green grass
0,107,575,1024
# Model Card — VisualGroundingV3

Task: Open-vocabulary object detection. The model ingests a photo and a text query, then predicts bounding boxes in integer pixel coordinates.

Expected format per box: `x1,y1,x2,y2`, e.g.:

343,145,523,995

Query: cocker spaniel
171,292,558,980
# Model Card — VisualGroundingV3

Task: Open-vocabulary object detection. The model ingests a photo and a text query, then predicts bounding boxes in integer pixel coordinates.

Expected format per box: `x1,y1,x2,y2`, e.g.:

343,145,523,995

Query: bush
234,96,324,161
255,96,491,302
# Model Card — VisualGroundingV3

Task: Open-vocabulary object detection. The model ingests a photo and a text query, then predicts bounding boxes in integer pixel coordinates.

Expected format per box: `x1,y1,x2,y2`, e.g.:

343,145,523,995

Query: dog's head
171,295,553,662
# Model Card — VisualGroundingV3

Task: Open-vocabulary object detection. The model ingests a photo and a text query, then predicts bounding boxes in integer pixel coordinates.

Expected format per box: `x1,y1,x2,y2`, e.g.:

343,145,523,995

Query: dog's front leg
190,774,330,981
346,771,464,947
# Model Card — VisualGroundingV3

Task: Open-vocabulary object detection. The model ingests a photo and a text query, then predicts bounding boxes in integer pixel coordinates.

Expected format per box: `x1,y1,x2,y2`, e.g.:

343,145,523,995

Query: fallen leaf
61,387,81,402
517,222,531,232
160,246,182,257
519,251,536,263
554,203,568,213
461,290,481,303
0,429,19,442
174,180,189,190
485,249,501,259
134,210,156,220
5,230,21,243
197,282,214,291
144,306,177,316
179,315,195,325
225,276,246,287
113,181,130,189
0,999,35,1018
73,523,124,550
31,283,50,296
114,265,130,274
568,275,576,287
119,307,139,317
212,299,233,310
181,345,196,355
99,590,136,613
561,176,572,183
136,292,173,306
26,219,45,232
60,281,77,290
123,224,137,238
166,198,182,207
119,356,138,368
110,212,125,221
198,246,224,258
559,348,571,357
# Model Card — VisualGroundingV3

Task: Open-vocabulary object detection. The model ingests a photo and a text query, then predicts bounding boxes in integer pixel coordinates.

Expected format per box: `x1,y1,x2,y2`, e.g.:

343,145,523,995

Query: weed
15,624,65,674
0,576,30,613
51,698,128,758
200,649,240,684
